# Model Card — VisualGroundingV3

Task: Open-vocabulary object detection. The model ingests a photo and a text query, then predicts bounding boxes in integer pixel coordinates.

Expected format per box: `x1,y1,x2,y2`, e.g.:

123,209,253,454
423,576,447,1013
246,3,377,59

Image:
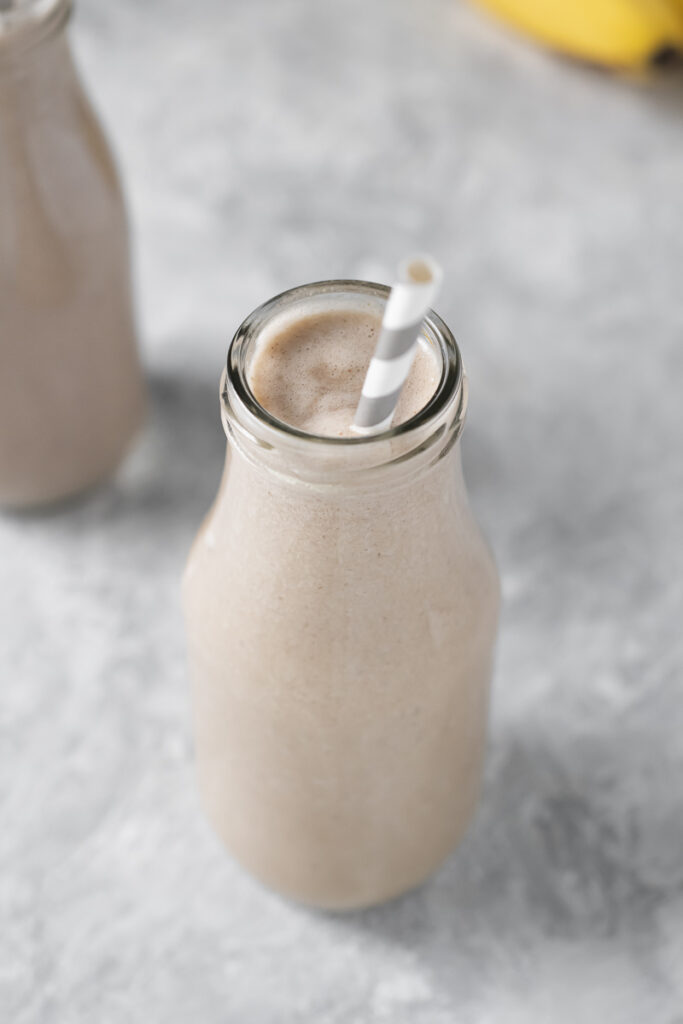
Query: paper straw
352,255,442,435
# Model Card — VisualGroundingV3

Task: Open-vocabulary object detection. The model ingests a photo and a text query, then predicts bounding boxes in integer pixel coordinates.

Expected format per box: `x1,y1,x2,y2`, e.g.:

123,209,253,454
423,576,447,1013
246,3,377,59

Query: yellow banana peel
471,0,683,68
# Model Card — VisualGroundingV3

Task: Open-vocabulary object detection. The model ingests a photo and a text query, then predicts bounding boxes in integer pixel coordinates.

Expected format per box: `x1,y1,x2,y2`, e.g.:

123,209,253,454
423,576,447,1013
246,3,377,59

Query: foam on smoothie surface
248,309,440,438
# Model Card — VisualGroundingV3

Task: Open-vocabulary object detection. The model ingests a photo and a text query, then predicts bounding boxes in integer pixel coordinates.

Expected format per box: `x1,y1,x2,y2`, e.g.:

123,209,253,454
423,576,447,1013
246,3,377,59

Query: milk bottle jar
0,0,144,507
184,281,500,909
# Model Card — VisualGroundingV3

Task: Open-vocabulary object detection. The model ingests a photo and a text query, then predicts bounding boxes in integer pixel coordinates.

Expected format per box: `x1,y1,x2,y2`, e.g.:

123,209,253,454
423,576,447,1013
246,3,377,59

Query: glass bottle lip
0,0,71,57
223,278,465,452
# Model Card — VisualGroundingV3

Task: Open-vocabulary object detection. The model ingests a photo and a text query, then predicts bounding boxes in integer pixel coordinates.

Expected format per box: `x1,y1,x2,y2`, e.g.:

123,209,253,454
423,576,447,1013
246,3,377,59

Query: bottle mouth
225,279,463,440
221,280,467,483
0,0,71,54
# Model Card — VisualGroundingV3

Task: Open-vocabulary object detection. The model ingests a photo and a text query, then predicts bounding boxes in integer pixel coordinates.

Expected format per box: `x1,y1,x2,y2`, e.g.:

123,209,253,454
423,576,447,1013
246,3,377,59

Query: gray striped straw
352,256,443,435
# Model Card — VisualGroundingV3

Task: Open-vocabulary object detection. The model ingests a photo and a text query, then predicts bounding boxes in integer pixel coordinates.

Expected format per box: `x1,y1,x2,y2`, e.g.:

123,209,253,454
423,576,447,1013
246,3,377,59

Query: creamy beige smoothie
183,282,499,910
249,307,440,437
0,0,144,508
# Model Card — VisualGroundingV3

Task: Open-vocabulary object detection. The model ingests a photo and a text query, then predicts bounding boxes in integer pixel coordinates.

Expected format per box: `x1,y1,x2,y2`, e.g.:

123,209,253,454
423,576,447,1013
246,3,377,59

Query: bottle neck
0,0,71,65
0,5,77,131
221,280,468,492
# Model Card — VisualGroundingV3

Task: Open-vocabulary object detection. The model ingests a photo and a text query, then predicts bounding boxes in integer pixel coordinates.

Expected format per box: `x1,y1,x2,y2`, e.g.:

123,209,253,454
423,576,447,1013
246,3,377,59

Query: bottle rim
223,278,465,448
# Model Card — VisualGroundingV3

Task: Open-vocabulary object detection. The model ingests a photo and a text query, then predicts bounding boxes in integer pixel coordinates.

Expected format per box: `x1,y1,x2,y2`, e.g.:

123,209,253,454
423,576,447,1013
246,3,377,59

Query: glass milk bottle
183,281,500,910
0,0,144,508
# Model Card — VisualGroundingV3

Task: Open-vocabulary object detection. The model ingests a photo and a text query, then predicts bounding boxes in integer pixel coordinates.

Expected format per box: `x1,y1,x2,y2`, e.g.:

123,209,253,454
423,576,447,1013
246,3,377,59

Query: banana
470,0,683,69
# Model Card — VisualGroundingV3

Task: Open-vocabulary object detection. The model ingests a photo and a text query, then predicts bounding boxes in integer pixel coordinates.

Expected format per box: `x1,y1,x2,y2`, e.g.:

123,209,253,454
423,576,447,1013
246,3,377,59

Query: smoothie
249,307,439,437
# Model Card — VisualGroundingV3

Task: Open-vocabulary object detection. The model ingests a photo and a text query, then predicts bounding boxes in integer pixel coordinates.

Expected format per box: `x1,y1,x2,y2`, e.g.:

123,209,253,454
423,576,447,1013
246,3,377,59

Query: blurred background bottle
0,0,144,509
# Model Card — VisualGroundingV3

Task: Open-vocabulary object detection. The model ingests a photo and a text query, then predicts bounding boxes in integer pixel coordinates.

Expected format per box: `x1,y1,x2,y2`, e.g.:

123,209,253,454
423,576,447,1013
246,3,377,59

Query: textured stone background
2,0,683,1020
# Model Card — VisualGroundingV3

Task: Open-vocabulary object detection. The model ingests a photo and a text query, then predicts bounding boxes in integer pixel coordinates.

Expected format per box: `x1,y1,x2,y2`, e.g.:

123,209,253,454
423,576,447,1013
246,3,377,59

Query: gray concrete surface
2,0,683,1020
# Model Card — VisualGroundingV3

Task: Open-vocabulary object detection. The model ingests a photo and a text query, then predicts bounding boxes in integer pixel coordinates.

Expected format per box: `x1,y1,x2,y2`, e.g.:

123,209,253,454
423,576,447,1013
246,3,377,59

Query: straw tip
399,255,443,288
